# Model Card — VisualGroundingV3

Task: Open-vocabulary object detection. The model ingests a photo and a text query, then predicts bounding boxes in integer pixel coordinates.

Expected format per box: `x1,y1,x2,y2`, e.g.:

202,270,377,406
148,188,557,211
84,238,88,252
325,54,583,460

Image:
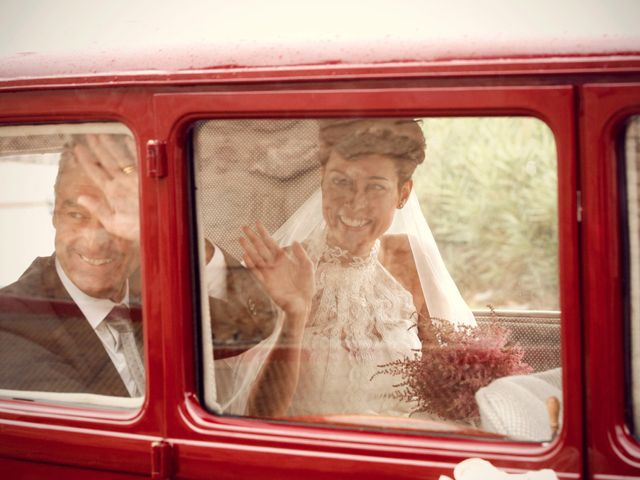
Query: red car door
154,84,584,479
581,83,640,480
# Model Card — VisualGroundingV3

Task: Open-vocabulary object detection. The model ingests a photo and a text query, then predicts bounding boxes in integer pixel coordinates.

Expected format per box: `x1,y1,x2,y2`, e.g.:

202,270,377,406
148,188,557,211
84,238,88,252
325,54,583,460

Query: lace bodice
288,228,422,416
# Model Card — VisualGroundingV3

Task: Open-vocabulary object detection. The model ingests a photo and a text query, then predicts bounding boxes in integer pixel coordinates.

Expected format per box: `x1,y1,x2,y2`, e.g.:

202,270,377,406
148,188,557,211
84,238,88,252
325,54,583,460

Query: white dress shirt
55,258,139,397
205,246,227,300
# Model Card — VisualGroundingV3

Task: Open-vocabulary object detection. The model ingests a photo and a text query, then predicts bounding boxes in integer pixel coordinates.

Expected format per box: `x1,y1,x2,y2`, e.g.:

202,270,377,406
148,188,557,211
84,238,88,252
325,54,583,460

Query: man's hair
53,142,83,197
317,118,426,185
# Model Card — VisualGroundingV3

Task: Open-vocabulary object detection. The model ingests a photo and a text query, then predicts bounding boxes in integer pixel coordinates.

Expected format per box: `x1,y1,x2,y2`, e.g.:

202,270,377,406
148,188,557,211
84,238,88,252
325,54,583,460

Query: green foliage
413,117,558,310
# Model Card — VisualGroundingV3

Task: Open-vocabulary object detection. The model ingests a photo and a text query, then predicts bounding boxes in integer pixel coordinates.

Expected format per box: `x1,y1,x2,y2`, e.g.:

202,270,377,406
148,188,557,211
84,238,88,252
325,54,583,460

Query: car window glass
624,115,640,435
193,117,561,441
0,123,144,408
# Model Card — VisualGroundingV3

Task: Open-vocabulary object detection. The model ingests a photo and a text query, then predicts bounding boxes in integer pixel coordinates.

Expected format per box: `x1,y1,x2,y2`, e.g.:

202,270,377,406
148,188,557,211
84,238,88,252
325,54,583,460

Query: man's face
53,166,137,302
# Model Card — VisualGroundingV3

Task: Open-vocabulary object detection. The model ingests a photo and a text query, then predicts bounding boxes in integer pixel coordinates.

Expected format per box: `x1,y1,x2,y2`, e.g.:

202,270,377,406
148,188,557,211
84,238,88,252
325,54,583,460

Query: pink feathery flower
377,315,532,422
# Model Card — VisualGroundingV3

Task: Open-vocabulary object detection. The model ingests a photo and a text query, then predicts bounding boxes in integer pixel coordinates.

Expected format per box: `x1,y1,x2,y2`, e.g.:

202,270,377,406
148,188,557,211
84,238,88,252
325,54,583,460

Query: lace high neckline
320,240,379,268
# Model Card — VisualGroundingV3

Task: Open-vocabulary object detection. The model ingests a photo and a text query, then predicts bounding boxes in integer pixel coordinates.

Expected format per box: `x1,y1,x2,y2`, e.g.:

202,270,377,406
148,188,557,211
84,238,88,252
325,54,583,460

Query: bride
237,118,474,418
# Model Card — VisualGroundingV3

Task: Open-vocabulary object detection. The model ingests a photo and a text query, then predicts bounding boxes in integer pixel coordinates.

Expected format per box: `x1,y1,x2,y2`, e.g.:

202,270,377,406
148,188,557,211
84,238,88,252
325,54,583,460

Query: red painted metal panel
3,72,638,478
153,85,582,478
581,83,640,479
0,57,639,93
1,456,145,480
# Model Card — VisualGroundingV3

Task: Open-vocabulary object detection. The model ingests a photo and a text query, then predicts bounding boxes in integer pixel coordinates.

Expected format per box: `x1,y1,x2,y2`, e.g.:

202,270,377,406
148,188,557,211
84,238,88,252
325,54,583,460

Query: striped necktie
104,306,145,396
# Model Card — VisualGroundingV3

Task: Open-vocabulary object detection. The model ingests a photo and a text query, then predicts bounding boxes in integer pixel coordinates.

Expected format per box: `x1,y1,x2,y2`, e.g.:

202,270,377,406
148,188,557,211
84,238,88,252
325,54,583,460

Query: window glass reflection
0,124,144,406
625,115,640,435
193,118,561,441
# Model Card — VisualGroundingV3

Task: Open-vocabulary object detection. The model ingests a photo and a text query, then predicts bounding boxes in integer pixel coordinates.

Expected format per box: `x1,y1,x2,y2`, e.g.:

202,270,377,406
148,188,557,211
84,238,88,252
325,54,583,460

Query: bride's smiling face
321,151,411,256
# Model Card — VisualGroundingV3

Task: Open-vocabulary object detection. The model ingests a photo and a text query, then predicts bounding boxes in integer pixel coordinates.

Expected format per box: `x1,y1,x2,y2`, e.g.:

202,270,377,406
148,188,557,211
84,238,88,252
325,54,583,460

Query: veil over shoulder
273,188,475,326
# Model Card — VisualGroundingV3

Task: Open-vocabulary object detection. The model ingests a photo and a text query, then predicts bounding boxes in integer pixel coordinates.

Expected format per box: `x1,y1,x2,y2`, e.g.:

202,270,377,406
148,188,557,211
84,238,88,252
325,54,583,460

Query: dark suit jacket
0,253,277,395
0,256,137,396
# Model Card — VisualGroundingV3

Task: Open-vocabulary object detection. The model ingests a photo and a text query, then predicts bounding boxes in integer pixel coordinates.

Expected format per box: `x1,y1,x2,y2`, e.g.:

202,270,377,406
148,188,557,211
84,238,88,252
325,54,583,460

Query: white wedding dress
206,190,474,417
288,227,421,416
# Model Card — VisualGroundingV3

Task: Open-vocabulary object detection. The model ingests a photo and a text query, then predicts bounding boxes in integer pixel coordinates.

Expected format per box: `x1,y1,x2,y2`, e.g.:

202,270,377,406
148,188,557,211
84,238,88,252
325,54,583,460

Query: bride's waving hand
240,222,315,319
239,222,315,416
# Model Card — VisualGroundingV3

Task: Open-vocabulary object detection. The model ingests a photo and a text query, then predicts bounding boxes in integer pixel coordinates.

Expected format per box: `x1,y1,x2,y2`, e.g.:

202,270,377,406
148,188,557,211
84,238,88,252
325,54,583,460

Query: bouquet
378,311,532,423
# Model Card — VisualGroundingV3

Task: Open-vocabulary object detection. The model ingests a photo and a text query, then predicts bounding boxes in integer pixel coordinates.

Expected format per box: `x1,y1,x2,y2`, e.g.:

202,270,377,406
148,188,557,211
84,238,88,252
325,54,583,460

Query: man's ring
122,165,136,175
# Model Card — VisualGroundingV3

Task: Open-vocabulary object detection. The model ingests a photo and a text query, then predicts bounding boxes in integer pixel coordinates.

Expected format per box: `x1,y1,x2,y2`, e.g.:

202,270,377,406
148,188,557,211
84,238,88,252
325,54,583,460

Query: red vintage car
0,2,639,479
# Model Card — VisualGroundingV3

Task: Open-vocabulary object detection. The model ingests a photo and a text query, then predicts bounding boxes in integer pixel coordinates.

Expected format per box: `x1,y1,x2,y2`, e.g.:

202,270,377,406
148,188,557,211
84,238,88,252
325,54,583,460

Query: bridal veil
272,187,476,326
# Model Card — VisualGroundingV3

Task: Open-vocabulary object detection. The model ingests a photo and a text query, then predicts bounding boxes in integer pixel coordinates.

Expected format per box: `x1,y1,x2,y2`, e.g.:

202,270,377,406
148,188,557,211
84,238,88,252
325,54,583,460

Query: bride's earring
398,200,406,209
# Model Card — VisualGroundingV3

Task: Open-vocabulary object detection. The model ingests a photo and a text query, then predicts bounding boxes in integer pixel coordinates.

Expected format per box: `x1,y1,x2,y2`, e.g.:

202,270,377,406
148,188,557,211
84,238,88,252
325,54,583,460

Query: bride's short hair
317,118,426,185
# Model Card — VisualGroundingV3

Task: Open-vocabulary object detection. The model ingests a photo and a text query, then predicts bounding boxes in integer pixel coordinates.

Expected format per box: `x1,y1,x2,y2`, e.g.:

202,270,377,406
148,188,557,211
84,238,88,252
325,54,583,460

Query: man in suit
0,133,277,397
0,134,146,396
